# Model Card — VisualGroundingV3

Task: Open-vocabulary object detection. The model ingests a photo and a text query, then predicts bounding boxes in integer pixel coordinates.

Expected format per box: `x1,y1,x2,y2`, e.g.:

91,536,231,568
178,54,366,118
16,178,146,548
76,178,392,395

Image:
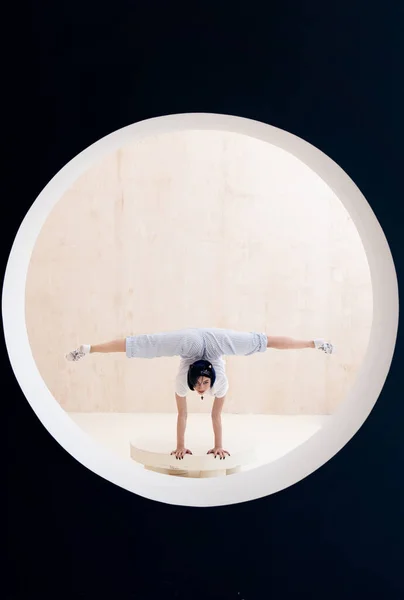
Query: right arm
176,394,188,448
171,394,192,460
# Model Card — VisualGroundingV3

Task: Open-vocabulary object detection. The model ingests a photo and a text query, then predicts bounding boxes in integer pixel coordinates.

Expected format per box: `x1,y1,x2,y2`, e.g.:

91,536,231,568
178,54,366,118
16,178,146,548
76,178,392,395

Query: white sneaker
65,344,91,362
314,339,335,354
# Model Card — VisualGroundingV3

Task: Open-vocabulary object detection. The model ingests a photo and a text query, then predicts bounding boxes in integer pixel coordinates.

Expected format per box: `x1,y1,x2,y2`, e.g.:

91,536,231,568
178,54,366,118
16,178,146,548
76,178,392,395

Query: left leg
203,329,334,357
267,336,334,353
266,336,314,349
203,329,334,356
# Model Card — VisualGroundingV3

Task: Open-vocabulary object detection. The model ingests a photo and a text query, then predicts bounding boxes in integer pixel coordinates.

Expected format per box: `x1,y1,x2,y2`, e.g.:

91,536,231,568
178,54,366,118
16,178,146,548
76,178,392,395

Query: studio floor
68,412,331,472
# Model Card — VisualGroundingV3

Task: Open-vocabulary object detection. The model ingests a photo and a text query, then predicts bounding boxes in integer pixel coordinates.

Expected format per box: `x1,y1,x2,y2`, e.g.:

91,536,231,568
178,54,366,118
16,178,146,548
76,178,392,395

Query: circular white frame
2,113,399,507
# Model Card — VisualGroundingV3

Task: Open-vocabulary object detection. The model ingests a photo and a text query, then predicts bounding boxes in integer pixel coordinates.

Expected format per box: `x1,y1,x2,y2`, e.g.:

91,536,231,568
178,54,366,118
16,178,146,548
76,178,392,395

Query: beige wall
25,130,373,414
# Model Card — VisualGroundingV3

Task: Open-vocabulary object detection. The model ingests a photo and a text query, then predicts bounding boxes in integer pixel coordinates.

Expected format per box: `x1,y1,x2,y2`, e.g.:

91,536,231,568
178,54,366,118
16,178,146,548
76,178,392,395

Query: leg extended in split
90,339,126,353
266,336,314,349
66,329,193,362
266,335,334,353
65,338,126,361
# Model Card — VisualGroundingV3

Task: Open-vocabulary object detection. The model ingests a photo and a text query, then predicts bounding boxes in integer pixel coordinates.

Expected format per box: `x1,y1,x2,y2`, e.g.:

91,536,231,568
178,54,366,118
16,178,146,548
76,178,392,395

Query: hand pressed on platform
170,447,193,460
207,447,230,460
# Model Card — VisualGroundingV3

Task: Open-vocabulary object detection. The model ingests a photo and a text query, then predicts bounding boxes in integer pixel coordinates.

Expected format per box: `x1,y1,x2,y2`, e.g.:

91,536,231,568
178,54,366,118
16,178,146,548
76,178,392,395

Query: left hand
207,447,230,460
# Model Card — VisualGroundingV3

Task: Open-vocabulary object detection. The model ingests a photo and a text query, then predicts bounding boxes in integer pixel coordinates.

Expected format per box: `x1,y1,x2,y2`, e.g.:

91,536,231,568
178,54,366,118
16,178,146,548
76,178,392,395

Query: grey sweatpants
125,327,267,361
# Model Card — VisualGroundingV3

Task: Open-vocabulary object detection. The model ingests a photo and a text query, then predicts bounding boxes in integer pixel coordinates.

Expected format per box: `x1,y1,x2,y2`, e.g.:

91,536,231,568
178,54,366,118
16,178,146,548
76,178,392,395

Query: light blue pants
125,327,267,361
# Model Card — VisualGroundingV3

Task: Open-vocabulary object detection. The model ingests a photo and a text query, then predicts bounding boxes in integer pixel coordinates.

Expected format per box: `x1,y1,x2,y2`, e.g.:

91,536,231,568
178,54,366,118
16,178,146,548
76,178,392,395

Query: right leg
90,339,126,353
65,339,125,361
66,329,199,362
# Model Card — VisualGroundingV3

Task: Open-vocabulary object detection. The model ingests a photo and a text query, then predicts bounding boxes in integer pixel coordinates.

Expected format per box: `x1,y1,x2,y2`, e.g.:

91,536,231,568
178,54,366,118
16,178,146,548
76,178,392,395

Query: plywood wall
25,130,373,414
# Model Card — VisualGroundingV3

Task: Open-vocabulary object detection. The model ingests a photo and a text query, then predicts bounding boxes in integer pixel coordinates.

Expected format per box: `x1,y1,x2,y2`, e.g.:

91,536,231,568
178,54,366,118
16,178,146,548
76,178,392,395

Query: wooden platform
130,441,257,478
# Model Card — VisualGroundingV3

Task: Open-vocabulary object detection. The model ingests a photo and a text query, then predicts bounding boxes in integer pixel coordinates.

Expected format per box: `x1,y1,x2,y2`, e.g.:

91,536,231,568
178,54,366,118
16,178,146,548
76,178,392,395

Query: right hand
170,447,193,460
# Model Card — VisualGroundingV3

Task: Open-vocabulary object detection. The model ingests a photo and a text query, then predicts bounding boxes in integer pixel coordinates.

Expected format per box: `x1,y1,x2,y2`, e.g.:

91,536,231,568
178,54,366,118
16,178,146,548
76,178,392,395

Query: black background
6,1,403,598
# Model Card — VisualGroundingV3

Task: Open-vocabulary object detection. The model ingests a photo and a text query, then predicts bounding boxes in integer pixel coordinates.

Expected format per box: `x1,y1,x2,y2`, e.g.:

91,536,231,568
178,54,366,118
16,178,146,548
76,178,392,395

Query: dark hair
187,360,216,391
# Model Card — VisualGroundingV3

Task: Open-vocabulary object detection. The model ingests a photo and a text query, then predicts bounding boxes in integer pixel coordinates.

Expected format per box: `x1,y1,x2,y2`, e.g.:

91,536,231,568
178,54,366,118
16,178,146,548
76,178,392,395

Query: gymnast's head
187,360,216,399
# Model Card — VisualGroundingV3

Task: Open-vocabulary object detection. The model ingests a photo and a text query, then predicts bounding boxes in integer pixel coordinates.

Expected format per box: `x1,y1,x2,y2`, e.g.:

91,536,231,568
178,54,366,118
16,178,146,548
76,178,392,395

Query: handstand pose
66,328,334,460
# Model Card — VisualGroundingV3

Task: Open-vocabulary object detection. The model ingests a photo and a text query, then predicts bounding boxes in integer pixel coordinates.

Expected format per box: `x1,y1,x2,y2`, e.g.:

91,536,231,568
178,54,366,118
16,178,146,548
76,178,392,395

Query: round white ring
2,113,399,507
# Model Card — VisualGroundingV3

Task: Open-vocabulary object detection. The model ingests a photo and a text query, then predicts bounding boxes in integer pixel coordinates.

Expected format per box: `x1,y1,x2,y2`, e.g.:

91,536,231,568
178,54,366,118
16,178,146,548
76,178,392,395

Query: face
195,376,211,395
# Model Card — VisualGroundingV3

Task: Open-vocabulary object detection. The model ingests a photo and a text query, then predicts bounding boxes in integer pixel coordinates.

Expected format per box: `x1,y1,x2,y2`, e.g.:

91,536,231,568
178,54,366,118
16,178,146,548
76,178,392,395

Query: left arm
211,396,225,448
208,396,230,459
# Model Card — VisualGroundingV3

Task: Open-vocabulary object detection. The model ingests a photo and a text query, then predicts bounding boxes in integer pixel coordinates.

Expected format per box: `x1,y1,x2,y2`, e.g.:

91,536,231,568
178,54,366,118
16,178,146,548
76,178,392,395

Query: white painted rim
2,113,399,507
